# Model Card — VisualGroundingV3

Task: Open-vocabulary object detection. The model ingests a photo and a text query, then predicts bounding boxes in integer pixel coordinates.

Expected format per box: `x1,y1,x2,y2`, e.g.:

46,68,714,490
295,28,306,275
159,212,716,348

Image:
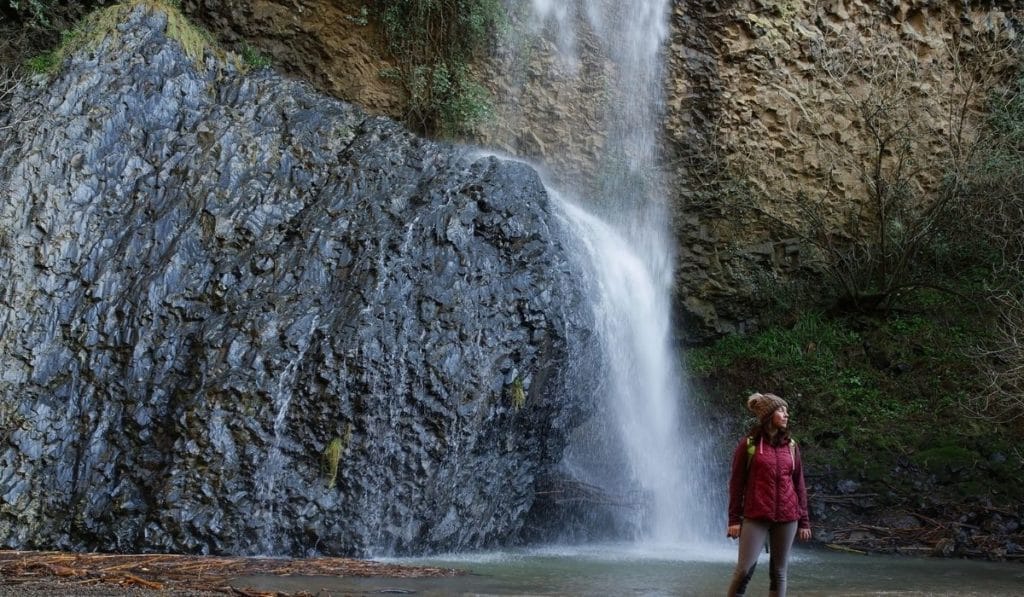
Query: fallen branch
910,511,981,530
116,573,164,590
825,543,867,555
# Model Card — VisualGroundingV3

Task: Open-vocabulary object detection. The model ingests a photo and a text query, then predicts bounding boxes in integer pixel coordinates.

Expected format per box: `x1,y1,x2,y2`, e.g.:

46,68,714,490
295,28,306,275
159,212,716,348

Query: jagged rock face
0,6,597,556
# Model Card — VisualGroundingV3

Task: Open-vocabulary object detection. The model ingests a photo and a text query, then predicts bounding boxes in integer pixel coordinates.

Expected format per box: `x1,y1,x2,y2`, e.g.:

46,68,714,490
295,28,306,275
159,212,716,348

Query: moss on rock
28,0,224,75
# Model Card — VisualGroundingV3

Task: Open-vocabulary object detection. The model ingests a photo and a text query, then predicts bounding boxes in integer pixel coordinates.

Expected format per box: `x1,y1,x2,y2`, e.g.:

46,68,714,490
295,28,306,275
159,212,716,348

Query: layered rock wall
473,15,614,194
667,0,1021,339
180,0,404,117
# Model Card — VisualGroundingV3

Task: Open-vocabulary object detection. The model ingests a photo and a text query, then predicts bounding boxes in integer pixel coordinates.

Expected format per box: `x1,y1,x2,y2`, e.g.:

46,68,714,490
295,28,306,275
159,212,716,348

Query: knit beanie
747,392,788,421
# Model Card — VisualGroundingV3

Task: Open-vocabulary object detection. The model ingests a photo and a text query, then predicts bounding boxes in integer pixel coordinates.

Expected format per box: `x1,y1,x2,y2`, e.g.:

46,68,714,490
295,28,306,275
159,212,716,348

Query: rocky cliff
0,2,597,556
179,0,404,118
183,1,1022,343
667,0,1021,339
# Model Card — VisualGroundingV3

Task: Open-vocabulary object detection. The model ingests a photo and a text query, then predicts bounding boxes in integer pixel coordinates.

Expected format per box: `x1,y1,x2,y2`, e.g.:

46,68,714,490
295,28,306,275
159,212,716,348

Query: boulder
0,3,597,556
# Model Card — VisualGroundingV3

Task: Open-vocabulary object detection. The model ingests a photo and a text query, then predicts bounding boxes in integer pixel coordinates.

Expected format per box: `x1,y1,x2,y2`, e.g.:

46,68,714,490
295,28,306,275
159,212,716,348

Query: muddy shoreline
0,582,220,596
0,550,463,596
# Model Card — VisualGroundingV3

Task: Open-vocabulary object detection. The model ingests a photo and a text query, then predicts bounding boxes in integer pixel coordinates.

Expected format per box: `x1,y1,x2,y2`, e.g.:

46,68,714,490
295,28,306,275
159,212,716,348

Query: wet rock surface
0,5,596,556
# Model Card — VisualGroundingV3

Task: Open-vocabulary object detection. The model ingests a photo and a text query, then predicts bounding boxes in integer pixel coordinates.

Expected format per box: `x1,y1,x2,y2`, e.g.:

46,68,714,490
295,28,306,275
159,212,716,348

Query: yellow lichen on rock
322,425,352,490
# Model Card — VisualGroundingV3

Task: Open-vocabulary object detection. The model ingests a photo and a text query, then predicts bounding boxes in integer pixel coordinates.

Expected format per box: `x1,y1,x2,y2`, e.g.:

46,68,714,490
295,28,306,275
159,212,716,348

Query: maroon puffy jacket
728,435,810,529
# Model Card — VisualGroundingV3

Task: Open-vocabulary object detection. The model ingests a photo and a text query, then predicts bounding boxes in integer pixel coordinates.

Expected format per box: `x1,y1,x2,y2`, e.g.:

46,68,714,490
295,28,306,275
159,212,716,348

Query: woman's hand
798,528,812,541
727,524,741,539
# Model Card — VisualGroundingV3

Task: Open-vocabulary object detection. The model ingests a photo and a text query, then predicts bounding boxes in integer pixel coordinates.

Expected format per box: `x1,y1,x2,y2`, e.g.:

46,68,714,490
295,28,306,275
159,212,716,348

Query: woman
726,392,811,597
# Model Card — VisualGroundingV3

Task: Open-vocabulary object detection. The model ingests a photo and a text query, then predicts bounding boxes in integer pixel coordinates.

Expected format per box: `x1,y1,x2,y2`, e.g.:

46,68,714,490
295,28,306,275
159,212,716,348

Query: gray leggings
726,519,798,597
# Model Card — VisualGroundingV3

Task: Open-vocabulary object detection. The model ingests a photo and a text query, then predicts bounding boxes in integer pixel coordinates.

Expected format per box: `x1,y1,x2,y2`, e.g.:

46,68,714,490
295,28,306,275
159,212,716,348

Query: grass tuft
24,0,222,75
321,434,345,489
509,377,526,410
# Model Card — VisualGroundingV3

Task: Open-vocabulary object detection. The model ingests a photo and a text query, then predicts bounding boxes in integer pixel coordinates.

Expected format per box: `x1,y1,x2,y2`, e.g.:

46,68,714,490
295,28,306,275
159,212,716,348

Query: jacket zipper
774,445,781,520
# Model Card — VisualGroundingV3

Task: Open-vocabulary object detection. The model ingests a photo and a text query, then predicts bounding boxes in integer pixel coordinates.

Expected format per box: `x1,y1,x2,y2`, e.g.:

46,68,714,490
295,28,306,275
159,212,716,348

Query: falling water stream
516,0,718,544
254,313,320,552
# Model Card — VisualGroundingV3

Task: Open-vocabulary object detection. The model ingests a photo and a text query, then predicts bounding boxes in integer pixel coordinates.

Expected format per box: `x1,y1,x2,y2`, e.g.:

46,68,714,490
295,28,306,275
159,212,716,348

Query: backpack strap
748,436,798,468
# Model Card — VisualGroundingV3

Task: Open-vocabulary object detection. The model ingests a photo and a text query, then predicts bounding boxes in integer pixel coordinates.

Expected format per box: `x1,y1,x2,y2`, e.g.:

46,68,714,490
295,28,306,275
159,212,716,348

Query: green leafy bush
370,0,502,137
240,42,271,69
6,0,57,28
3,1,109,35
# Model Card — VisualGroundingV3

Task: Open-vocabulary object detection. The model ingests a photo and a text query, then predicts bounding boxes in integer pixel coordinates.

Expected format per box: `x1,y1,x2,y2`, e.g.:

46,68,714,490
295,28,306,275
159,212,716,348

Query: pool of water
232,542,1024,596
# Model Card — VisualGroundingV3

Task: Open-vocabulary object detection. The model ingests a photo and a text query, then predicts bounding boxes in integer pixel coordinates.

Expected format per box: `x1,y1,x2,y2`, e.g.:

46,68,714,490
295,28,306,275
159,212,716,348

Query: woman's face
771,407,789,429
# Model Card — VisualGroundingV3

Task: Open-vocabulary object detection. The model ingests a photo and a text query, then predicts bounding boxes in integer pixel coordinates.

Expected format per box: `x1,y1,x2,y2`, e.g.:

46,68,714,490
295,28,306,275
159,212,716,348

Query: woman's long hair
747,411,791,446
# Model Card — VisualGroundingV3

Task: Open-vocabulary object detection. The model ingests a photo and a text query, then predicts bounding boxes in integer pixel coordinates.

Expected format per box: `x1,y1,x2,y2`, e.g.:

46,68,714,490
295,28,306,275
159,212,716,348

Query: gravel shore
0,581,221,596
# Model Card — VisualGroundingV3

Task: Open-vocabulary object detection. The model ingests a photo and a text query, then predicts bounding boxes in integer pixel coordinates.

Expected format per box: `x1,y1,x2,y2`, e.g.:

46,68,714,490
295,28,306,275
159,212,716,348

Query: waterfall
254,313,320,552
493,0,718,544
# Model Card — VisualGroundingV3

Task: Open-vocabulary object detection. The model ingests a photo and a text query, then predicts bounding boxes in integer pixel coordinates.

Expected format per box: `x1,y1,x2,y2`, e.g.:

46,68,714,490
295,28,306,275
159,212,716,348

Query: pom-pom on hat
747,392,788,421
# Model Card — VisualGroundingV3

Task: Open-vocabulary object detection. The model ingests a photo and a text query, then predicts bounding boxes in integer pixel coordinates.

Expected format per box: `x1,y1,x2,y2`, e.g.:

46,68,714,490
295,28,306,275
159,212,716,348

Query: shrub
3,1,109,40
240,42,271,69
370,0,502,137
957,59,1024,423
0,63,25,131
2,2,99,74
5,0,59,29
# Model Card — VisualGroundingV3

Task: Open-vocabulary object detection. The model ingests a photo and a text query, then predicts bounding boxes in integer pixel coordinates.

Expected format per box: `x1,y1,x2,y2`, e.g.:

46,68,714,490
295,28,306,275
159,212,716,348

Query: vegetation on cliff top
369,0,502,137
21,0,220,75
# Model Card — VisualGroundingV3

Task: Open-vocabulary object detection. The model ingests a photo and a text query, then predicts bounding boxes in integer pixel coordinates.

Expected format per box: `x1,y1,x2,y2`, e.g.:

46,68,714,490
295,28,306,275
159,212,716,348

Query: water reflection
232,544,1024,596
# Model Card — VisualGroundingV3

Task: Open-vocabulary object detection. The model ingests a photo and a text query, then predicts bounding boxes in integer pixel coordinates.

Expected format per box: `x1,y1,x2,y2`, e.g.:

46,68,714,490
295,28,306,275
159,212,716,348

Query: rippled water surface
233,543,1024,596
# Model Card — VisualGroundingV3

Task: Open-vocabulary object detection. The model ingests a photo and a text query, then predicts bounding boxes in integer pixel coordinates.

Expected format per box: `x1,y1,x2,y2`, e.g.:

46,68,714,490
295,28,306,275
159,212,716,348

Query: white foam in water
557,198,693,543
387,541,737,566
523,542,737,563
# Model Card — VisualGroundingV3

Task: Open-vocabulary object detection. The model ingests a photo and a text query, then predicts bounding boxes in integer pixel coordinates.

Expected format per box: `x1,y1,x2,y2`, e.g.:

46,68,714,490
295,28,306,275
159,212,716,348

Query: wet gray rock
836,479,860,494
0,5,597,556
